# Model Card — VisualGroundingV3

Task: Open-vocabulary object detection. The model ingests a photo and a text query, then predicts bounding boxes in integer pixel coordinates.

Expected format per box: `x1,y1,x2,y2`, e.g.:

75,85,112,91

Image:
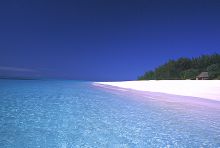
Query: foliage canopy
138,53,220,80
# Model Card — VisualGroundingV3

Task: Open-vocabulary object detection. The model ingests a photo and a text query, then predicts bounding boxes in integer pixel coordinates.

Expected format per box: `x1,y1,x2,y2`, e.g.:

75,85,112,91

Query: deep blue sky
0,0,220,81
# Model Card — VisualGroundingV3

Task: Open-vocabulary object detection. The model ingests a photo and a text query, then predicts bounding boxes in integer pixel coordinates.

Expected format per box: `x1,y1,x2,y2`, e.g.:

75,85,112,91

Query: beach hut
196,72,209,80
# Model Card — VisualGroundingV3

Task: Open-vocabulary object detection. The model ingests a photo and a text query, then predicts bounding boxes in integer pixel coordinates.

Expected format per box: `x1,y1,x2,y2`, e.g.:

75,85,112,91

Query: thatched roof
197,72,209,78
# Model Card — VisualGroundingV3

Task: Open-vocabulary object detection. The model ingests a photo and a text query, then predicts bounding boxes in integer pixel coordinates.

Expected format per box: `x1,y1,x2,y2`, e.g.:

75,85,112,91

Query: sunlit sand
94,80,220,101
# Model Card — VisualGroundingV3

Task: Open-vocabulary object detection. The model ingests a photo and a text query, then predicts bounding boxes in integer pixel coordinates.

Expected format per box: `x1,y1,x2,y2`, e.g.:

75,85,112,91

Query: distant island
138,53,220,80
0,76,39,80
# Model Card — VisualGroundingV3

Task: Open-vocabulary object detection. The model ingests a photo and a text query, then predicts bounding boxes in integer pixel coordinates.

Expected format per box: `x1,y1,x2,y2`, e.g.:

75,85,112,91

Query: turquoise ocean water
0,80,220,147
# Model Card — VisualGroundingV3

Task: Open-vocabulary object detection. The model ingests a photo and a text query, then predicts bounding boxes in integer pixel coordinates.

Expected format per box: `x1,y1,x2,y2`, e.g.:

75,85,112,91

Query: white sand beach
94,80,220,101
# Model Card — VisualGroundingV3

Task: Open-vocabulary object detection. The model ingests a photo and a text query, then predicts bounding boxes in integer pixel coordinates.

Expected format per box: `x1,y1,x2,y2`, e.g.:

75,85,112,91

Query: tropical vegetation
138,53,220,80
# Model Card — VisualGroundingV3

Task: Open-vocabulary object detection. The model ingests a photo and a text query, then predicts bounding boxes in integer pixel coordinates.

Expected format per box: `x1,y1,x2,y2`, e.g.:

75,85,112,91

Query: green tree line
138,53,220,80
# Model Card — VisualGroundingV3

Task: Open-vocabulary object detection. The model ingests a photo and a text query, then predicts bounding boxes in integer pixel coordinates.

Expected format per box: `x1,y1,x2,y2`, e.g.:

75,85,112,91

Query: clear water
0,80,220,148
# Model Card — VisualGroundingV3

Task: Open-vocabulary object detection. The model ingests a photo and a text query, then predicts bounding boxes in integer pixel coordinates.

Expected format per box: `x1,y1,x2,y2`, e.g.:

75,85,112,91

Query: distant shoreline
94,80,220,102
0,77,39,80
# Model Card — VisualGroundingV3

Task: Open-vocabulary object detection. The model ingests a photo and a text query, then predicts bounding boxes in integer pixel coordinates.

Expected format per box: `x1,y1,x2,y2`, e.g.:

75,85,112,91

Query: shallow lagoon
0,80,220,147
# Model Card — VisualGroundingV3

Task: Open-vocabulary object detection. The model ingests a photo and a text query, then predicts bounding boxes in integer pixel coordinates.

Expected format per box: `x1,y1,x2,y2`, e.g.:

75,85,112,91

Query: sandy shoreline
94,80,220,101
